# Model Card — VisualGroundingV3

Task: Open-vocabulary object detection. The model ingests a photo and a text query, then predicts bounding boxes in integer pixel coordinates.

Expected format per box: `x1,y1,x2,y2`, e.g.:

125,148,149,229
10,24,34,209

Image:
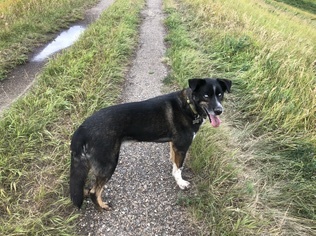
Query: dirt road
76,0,197,235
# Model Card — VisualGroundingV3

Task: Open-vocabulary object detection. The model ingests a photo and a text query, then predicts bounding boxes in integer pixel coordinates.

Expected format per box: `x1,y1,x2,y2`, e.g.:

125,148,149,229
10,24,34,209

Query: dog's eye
218,93,222,98
204,94,209,98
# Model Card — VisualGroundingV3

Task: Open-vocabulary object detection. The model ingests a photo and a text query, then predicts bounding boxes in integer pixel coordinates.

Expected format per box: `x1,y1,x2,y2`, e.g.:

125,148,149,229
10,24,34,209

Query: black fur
70,78,232,209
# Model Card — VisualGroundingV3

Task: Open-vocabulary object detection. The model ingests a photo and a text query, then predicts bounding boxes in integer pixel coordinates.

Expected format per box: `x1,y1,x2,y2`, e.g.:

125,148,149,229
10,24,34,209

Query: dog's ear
217,78,232,93
189,79,206,91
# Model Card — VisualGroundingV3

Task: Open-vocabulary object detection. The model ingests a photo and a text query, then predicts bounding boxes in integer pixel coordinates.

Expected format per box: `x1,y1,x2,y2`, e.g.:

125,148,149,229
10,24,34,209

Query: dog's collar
186,98,198,115
186,94,202,125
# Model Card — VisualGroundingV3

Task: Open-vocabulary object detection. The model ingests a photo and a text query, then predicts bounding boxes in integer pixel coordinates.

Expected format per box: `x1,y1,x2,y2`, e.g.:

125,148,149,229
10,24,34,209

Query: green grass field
0,0,315,234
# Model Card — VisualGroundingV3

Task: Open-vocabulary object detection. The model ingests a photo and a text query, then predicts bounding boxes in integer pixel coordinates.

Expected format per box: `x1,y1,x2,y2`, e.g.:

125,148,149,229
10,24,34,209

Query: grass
0,0,99,81
275,0,316,15
163,0,315,234
0,0,145,234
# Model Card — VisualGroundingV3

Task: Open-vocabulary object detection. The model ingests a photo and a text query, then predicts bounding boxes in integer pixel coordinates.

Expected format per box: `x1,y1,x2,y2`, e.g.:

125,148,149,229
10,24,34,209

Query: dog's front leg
170,142,190,189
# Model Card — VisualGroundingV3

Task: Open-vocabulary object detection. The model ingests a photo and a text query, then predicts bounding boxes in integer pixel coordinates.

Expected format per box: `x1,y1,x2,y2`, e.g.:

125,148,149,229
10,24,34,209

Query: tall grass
0,0,99,80
0,0,144,234
164,0,315,234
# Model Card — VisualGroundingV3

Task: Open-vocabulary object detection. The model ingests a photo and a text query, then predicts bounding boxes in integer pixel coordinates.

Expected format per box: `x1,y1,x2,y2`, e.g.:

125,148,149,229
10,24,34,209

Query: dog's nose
214,107,222,115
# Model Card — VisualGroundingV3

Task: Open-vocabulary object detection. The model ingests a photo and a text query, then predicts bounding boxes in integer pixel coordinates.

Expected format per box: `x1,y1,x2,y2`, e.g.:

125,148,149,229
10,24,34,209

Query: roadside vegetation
163,0,315,235
0,0,99,81
0,0,144,234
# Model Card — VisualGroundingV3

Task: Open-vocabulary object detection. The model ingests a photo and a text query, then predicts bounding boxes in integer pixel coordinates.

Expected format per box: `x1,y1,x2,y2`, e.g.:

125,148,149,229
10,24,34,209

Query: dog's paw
172,165,191,190
95,201,112,211
99,202,112,211
177,179,190,190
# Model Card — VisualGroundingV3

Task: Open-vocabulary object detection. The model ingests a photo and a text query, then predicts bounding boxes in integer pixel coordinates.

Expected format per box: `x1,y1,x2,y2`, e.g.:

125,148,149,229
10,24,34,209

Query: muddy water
0,0,115,114
32,25,86,62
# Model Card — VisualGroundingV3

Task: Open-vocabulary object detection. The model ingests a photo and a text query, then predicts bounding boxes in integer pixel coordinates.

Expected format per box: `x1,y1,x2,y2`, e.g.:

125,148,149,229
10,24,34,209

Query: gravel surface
76,0,198,235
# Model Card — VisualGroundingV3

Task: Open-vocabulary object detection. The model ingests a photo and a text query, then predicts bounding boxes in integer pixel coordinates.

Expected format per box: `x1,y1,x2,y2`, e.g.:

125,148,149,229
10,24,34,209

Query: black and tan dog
70,78,231,210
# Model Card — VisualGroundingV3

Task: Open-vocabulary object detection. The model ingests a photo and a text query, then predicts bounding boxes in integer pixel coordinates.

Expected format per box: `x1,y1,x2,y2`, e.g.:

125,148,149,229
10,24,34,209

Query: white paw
172,164,190,190
177,179,190,190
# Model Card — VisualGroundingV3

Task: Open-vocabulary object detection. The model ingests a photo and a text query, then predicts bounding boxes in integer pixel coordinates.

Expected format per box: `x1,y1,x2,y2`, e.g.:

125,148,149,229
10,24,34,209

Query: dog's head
189,78,232,127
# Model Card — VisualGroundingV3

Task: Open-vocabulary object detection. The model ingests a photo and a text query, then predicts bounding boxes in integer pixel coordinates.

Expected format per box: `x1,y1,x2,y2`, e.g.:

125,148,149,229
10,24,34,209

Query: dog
70,78,232,210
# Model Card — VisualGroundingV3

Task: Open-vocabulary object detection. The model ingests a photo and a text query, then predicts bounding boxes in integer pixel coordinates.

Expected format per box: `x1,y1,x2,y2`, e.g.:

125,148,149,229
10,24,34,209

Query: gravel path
76,0,198,235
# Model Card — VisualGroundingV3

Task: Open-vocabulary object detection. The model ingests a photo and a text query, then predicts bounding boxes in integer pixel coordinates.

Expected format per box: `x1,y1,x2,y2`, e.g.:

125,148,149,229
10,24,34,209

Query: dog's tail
70,126,90,209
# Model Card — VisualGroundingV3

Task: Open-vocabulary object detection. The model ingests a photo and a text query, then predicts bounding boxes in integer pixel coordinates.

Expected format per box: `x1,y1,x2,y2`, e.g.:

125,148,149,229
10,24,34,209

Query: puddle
0,0,115,115
32,25,85,62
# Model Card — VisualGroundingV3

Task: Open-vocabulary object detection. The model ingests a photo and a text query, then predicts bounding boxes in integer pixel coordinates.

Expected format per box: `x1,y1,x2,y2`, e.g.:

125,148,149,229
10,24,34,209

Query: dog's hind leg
89,176,112,211
170,142,190,189
89,149,119,211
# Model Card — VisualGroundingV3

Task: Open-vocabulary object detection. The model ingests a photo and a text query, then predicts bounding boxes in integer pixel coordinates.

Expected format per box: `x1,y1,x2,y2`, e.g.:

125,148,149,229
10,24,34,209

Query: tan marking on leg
170,142,182,168
170,142,190,189
170,142,175,163
90,184,111,211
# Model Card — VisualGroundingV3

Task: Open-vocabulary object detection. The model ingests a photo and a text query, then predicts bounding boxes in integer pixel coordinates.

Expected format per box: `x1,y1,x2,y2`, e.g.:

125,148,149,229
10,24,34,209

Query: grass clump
0,0,145,234
164,0,315,234
0,0,99,80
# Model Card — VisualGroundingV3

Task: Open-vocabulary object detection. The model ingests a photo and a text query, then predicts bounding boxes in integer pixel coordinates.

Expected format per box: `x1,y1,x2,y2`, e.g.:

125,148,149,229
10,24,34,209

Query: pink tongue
209,114,221,127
